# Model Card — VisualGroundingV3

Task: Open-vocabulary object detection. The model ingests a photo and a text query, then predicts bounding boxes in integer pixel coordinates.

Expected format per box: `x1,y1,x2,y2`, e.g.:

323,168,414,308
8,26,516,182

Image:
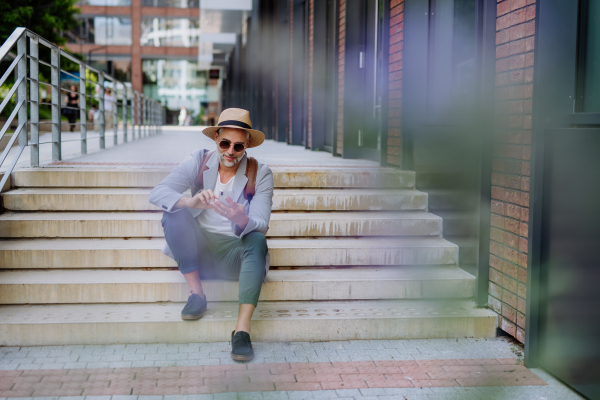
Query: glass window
141,0,199,8
140,18,200,47
427,0,478,121
67,17,132,46
142,59,207,114
77,0,131,5
577,0,600,112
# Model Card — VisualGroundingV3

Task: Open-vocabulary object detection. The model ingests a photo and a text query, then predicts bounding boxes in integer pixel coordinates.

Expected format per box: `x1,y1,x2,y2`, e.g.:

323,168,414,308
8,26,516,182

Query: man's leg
162,209,213,318
217,231,267,333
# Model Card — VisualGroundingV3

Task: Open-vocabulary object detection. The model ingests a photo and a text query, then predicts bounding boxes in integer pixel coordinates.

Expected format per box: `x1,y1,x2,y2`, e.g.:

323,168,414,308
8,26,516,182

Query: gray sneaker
181,293,207,320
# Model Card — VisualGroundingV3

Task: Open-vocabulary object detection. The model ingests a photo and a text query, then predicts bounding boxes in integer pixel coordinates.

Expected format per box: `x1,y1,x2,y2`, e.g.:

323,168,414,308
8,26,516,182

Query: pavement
0,338,585,399
5,127,378,171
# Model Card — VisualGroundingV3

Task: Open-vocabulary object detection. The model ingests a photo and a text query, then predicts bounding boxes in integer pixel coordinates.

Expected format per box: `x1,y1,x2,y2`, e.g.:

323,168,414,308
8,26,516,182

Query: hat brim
202,125,265,148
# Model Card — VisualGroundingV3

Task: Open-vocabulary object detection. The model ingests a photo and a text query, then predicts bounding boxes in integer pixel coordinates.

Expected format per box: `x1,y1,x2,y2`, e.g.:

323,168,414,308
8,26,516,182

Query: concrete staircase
0,167,496,346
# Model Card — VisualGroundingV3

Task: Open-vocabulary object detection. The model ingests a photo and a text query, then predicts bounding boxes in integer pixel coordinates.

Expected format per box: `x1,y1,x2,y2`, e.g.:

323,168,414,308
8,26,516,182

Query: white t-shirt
197,173,237,237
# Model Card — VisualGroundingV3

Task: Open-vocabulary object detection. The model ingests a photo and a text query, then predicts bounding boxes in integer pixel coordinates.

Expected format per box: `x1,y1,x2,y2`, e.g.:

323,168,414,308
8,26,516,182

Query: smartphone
219,190,235,206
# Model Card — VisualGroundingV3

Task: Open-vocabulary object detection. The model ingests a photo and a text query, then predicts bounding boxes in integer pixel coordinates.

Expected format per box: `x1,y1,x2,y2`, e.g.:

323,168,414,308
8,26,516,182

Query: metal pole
99,74,105,149
29,35,40,166
136,92,141,139
112,81,117,146
127,85,132,140
51,46,61,161
79,63,87,154
142,96,147,137
122,83,127,143
17,35,27,153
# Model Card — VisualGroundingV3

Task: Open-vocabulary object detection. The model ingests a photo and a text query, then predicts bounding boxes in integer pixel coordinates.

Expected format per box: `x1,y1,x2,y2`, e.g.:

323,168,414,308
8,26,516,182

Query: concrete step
12,167,415,189
435,211,479,237
0,266,474,304
0,299,497,346
426,189,479,212
0,237,458,269
2,188,428,212
0,211,442,238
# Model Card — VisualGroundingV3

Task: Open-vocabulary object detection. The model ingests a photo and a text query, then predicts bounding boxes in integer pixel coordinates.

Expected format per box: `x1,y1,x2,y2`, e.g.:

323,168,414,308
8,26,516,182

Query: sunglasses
219,139,246,153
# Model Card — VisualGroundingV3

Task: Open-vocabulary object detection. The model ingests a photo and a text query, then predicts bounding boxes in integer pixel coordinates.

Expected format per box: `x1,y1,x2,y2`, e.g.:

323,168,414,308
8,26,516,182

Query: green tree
0,0,80,45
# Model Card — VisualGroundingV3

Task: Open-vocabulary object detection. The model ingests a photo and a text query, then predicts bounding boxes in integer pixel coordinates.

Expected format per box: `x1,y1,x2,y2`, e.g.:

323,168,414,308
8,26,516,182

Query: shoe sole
181,314,203,320
231,353,254,361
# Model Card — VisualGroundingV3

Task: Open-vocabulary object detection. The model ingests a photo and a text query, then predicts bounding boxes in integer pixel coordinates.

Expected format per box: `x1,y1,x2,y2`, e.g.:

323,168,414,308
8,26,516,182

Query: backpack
193,150,258,202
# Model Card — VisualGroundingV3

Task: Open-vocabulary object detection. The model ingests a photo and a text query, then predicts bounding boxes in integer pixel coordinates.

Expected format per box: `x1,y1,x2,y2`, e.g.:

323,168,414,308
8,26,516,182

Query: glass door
356,0,384,161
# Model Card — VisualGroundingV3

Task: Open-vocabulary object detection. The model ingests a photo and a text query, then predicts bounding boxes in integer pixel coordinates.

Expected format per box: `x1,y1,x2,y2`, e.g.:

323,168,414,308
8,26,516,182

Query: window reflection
578,0,600,112
77,0,131,5
67,17,132,46
140,18,200,47
142,59,207,115
141,0,199,8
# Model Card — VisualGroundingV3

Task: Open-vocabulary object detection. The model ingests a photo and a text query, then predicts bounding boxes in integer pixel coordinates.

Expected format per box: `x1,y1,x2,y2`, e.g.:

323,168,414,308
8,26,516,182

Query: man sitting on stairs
149,108,274,361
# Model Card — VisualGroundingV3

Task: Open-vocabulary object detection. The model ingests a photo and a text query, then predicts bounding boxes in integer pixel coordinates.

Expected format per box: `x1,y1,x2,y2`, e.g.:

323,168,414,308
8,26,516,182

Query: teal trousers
162,209,267,306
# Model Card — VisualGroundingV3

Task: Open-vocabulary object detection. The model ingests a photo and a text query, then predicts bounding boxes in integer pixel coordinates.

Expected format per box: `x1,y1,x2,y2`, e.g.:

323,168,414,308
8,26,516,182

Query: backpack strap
193,150,215,195
243,156,258,202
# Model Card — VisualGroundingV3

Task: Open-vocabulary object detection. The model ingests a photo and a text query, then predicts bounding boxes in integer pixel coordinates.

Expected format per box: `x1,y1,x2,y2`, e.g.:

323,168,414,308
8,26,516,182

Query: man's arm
234,165,274,238
149,152,201,212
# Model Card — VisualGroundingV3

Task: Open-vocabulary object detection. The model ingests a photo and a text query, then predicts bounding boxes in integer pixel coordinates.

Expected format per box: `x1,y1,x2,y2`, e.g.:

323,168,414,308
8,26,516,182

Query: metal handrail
0,27,167,189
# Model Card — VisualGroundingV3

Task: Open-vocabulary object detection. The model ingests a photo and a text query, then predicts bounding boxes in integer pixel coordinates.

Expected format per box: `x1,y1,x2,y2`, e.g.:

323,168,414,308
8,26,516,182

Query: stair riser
12,169,415,189
3,193,427,212
0,278,474,304
0,316,496,346
0,217,442,238
0,246,458,269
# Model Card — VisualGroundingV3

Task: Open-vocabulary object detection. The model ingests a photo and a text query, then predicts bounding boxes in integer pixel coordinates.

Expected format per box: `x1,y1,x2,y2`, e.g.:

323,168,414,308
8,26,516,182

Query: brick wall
335,0,346,156
488,0,536,344
387,0,404,166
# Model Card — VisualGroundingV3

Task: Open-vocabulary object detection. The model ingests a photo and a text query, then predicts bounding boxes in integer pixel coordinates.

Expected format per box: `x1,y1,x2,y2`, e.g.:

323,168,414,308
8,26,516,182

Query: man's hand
211,197,249,230
175,189,217,210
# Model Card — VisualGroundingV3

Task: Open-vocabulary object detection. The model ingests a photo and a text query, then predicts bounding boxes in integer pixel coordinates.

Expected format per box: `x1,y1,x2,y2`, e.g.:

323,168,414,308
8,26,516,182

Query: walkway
0,338,583,399
7,127,378,171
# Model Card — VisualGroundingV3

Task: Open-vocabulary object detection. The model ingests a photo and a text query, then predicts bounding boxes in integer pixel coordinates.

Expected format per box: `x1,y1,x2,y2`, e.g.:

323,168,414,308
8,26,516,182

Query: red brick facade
387,0,404,166
487,0,536,343
336,0,346,156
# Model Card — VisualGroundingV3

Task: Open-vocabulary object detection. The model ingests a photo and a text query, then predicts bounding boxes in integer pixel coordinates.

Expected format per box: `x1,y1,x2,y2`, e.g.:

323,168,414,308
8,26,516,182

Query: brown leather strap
244,157,258,201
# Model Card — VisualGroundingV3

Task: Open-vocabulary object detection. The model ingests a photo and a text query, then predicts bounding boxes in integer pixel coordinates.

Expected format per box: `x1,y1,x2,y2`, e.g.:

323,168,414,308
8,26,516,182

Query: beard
219,151,244,167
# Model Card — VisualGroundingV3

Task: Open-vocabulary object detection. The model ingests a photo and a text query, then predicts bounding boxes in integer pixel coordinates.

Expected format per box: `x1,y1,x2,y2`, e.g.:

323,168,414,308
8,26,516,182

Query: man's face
214,127,249,167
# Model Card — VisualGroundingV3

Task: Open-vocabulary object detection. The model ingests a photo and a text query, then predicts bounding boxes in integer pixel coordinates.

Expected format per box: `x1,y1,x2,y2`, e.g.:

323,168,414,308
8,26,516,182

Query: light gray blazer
149,149,274,279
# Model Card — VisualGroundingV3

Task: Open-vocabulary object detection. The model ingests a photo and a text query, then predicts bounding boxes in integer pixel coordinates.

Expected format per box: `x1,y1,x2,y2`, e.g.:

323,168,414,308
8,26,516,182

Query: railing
0,27,165,189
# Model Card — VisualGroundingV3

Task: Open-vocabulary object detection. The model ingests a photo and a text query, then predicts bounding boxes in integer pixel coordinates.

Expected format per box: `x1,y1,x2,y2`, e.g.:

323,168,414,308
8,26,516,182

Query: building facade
222,1,600,398
66,0,208,120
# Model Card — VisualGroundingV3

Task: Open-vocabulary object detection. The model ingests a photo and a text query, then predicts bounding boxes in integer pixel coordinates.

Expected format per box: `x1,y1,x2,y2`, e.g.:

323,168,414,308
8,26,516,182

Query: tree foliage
0,0,80,45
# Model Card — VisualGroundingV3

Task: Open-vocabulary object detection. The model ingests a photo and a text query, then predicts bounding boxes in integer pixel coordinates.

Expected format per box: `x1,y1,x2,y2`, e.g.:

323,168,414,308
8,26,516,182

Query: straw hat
202,108,265,148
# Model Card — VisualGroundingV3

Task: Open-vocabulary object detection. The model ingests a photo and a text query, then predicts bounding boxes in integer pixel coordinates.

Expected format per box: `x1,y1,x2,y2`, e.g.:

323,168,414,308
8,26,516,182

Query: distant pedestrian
104,89,114,129
64,84,79,132
178,106,187,126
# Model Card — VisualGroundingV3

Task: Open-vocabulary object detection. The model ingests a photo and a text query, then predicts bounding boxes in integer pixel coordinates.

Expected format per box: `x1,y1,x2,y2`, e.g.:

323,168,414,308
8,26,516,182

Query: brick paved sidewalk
0,338,584,399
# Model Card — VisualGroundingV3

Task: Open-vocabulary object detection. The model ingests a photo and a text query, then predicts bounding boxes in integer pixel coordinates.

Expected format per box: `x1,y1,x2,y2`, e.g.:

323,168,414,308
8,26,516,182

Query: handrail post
127,85,132,140
112,81,117,146
136,92,140,139
51,45,61,161
29,35,40,166
142,96,147,137
17,34,27,153
122,83,127,143
99,74,105,149
79,63,87,154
